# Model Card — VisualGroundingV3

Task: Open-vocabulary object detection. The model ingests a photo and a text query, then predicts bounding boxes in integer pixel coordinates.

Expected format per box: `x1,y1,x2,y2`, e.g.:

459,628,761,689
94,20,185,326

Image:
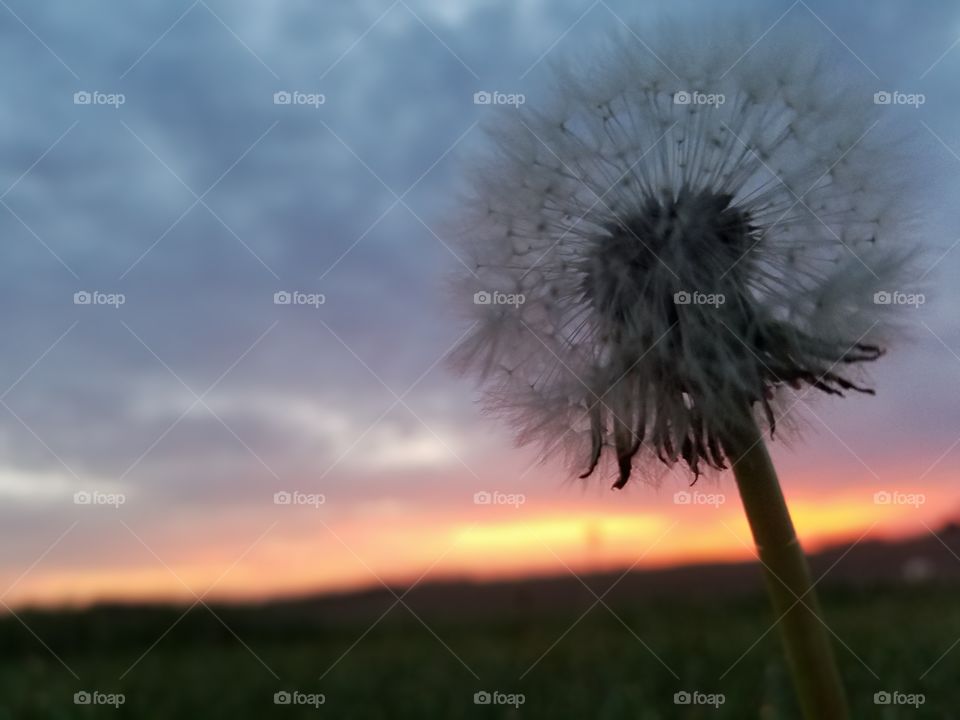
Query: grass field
0,583,955,718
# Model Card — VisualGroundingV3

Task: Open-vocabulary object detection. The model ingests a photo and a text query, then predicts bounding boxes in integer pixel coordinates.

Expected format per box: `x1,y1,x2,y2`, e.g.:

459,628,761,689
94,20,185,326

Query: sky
0,0,959,608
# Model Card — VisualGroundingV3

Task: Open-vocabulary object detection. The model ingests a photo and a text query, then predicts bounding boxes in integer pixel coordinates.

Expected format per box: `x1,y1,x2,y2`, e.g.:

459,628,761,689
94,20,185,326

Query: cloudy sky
0,0,958,607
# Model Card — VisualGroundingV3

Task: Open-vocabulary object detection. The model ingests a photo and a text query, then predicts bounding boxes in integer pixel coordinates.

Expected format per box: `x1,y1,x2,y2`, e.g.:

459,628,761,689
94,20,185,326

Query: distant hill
3,522,957,658
258,521,960,624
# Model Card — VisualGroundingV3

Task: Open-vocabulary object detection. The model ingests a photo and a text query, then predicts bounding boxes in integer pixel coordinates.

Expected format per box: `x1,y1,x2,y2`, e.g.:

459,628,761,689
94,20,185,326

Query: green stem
725,416,849,720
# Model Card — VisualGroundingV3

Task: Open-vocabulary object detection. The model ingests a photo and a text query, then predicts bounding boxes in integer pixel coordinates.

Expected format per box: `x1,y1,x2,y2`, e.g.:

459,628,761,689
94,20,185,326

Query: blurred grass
0,584,955,718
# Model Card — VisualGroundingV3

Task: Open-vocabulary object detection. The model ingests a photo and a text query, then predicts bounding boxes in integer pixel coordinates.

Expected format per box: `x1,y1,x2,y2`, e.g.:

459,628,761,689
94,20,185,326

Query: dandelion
450,17,921,720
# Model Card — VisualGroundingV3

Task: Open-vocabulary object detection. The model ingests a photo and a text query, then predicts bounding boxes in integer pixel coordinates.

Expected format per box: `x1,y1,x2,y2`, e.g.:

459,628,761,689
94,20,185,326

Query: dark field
1,578,957,719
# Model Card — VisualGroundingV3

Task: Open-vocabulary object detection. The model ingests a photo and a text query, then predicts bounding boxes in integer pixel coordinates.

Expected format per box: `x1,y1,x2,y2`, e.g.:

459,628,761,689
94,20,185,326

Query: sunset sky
0,0,958,609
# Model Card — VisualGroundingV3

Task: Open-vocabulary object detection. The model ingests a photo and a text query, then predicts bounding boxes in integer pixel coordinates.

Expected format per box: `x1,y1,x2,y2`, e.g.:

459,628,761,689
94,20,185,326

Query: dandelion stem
726,416,849,720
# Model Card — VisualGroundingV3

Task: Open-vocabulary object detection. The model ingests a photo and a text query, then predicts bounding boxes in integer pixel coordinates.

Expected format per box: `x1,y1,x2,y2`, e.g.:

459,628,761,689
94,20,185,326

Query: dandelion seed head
450,18,923,489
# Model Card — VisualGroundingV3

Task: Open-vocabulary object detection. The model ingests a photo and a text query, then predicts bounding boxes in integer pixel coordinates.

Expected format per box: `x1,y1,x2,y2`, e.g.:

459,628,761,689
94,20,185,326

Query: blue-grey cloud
0,0,957,594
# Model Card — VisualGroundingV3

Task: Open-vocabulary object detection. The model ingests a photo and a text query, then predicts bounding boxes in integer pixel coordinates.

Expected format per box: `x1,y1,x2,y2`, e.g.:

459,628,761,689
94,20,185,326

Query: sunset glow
5,474,953,609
